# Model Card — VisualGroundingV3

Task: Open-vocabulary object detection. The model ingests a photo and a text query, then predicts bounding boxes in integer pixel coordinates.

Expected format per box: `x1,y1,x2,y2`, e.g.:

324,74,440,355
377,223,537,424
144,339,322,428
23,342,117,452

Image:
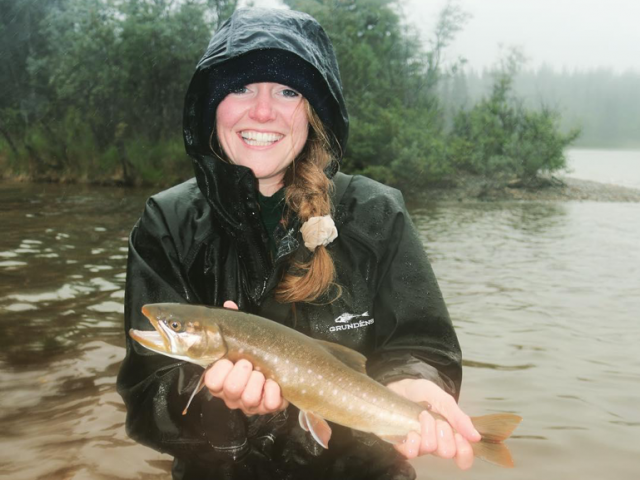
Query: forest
3,0,631,191
444,66,640,149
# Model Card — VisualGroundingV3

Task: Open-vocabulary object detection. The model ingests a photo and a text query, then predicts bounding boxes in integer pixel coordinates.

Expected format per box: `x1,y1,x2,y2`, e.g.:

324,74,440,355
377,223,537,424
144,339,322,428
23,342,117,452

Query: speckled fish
130,303,522,467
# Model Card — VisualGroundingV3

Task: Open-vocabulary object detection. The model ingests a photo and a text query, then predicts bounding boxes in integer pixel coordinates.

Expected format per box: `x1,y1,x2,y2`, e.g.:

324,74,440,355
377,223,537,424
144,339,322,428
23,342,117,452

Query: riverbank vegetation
0,0,586,192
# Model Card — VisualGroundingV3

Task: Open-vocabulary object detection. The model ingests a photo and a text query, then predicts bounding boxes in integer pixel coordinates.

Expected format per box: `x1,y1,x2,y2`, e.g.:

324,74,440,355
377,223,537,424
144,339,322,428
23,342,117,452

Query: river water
1,150,639,479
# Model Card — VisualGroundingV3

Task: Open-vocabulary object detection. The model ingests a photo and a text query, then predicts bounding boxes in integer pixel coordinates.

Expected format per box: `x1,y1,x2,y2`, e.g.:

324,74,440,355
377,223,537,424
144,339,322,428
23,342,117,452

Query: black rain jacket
117,8,462,480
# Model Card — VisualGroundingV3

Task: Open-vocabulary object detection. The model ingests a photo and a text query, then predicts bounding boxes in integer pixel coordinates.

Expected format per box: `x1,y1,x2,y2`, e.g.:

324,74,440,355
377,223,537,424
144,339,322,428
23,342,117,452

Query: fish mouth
129,305,171,353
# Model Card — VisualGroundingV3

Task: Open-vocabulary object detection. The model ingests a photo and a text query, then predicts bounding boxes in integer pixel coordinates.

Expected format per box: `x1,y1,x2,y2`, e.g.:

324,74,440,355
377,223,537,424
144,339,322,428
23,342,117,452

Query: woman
117,7,479,480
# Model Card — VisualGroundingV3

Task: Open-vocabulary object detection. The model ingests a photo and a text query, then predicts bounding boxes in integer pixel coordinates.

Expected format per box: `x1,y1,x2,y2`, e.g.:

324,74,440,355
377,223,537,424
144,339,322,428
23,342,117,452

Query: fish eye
169,321,181,331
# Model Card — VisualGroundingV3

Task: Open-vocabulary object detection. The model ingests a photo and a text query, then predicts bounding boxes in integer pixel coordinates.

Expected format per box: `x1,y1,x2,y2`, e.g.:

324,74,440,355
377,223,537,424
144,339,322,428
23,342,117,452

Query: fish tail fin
470,413,522,468
470,440,515,468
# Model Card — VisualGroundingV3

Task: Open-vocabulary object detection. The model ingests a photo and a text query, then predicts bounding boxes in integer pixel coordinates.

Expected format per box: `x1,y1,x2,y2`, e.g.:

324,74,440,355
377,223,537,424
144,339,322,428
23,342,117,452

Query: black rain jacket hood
183,7,349,165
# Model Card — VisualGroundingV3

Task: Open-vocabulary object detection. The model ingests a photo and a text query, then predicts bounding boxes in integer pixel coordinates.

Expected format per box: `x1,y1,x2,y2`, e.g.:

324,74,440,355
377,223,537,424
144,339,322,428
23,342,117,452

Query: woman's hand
203,301,289,416
386,378,481,470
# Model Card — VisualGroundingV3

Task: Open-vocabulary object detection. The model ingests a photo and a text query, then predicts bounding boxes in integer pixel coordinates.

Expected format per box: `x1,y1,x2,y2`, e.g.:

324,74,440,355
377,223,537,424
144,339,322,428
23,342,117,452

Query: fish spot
273,357,278,364
238,348,245,354
307,369,312,374
319,390,324,396
282,377,288,383
302,389,306,394
294,367,299,373
342,396,346,402
332,389,338,396
317,374,323,380
285,360,290,364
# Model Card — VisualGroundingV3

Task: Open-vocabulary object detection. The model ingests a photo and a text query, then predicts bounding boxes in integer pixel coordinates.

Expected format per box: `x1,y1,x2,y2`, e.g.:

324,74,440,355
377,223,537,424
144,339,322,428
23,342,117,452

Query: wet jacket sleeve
356,183,463,400
116,197,250,464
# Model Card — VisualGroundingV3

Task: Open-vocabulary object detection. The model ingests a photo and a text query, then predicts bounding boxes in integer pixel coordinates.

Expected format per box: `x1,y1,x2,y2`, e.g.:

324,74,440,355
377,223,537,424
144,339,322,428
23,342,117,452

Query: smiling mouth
240,130,284,147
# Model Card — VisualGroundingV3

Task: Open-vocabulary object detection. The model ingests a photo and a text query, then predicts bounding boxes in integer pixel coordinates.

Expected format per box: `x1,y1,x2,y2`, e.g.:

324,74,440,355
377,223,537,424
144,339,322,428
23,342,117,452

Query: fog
406,0,640,73
249,0,640,73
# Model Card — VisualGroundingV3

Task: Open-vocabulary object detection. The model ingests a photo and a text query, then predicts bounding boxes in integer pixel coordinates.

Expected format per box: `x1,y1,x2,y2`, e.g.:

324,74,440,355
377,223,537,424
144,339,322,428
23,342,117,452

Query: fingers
204,359,287,416
453,433,475,470
264,379,288,411
434,418,456,459
223,300,239,310
387,378,480,469
432,394,481,443
403,379,480,444
222,359,253,401
241,370,267,409
418,410,437,454
204,358,233,393
393,430,421,459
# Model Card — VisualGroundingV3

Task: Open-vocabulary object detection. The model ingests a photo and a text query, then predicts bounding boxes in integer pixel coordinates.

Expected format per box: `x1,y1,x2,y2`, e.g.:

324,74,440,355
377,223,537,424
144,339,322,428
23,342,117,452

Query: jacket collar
193,154,299,304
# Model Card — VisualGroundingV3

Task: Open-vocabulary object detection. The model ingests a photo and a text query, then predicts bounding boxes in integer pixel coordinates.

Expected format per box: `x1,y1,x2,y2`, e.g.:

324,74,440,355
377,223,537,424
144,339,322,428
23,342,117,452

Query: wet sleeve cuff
367,352,458,399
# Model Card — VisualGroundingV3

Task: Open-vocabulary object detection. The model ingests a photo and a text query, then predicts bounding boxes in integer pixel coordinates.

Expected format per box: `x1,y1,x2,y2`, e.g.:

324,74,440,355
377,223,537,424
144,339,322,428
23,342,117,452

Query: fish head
129,303,227,367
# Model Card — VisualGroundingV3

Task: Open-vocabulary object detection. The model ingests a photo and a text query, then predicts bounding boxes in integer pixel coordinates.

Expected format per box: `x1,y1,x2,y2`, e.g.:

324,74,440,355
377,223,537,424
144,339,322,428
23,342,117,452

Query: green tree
1,0,237,183
283,0,468,190
0,0,65,160
450,49,580,182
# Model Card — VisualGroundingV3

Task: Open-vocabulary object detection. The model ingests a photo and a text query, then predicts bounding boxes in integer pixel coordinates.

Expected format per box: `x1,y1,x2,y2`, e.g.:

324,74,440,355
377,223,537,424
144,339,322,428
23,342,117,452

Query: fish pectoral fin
301,411,332,449
182,371,207,416
313,339,367,373
379,435,407,445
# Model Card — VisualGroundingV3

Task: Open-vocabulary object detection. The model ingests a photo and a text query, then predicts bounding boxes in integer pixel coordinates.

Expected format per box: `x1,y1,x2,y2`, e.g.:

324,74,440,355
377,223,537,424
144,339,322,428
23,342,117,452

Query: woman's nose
248,93,277,122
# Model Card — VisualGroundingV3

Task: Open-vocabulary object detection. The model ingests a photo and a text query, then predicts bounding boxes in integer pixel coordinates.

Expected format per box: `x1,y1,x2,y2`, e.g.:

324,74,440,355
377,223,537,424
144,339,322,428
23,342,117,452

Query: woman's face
216,82,309,194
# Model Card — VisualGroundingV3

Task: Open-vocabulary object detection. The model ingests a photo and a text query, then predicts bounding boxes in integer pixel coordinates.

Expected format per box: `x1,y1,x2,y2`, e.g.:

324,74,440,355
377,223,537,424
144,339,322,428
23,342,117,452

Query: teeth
241,131,283,146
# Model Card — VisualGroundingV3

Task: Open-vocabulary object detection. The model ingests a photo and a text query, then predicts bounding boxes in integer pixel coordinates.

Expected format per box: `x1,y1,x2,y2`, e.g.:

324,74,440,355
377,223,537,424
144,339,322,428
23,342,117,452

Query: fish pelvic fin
182,371,207,416
313,339,367,373
299,410,332,449
298,410,309,432
470,413,522,468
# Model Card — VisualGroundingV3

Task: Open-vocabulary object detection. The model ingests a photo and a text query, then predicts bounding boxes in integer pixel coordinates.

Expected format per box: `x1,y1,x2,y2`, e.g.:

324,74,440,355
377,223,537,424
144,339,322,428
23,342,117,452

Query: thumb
446,410,481,442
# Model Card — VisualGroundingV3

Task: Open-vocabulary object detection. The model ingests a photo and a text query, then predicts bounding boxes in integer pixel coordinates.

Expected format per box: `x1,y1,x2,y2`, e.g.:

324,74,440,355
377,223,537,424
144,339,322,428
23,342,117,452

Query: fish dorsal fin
314,339,367,373
299,410,332,449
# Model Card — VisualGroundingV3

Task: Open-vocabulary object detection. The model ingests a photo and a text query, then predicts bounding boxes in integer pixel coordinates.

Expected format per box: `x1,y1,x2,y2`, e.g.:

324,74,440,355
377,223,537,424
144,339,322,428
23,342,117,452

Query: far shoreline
2,174,640,203
418,175,640,203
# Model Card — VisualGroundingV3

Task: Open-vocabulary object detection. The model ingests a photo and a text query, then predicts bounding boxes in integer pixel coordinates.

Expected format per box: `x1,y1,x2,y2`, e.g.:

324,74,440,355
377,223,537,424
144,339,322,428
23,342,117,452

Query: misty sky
405,0,640,73
247,0,640,73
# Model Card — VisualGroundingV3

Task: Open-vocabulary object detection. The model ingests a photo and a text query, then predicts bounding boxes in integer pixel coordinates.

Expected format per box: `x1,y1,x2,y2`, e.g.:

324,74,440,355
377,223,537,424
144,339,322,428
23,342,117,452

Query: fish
130,303,522,467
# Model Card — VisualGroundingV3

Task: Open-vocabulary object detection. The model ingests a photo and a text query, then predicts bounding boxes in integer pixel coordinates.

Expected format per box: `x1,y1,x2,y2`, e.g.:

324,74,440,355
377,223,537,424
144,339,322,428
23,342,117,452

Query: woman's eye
170,321,181,331
281,88,300,98
230,86,249,95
